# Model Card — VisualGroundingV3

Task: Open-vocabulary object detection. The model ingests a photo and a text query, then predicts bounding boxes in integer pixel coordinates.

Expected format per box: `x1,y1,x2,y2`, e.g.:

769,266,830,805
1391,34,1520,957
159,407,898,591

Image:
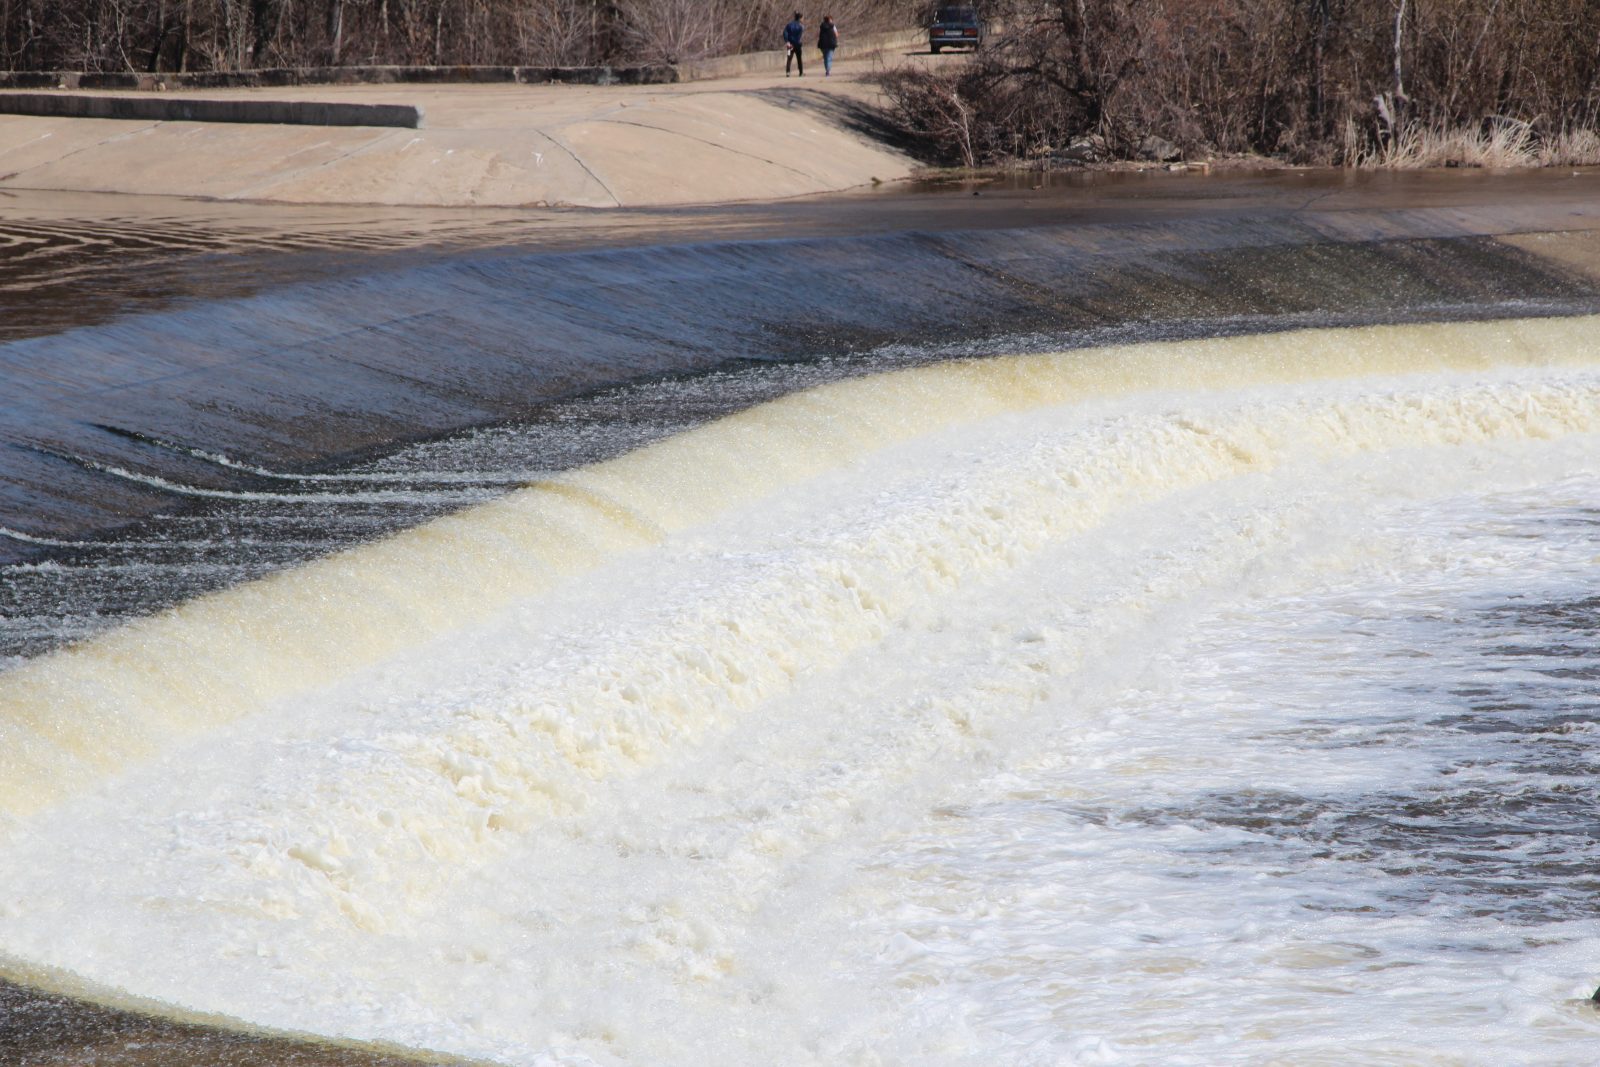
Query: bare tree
514,0,600,65
615,0,733,64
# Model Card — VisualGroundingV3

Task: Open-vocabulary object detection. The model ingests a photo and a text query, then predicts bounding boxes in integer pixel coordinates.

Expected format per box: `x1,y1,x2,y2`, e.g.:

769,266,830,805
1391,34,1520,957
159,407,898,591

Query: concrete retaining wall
0,92,423,128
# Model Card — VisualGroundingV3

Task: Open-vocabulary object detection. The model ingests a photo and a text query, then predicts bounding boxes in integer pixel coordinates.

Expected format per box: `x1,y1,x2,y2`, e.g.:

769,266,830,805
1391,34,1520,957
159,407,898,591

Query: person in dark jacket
817,15,839,76
784,12,805,76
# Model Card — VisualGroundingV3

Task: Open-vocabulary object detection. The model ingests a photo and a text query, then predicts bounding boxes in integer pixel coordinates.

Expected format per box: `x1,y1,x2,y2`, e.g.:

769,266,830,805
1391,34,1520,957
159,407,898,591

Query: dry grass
1538,127,1600,166
1351,118,1535,168
1344,118,1600,169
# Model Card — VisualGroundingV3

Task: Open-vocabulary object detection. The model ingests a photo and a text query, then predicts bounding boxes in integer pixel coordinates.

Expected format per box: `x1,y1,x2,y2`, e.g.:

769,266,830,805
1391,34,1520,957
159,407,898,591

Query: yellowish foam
2,315,1598,819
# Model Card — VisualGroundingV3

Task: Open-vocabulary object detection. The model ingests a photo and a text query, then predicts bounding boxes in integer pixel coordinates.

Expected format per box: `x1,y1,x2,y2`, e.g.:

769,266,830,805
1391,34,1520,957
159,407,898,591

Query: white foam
4,317,1600,1063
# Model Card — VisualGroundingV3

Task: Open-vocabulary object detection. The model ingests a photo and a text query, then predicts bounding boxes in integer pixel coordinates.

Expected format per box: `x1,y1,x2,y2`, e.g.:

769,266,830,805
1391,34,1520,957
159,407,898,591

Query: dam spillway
3,173,1600,1064
6,172,1600,661
5,170,1600,563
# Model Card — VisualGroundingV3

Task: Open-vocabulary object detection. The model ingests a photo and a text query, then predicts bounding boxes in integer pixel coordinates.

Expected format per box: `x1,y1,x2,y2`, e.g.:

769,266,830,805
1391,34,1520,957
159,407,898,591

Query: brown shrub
879,0,1600,167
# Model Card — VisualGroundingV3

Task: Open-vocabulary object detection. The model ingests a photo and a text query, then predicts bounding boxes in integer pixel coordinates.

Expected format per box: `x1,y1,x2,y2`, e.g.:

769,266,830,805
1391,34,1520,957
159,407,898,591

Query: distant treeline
0,0,916,71
881,0,1600,166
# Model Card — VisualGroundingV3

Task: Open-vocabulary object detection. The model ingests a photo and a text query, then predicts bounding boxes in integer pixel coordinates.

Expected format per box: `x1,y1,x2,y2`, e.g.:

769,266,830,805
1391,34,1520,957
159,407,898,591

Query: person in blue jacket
784,13,805,77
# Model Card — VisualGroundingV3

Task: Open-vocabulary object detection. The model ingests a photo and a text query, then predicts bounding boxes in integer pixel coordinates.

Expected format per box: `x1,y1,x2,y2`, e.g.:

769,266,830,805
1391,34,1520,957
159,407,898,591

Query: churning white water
4,317,1600,1065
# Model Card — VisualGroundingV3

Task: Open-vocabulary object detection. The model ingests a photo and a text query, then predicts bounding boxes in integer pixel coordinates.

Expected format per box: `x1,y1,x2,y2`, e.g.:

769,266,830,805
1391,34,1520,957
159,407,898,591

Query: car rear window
936,6,978,22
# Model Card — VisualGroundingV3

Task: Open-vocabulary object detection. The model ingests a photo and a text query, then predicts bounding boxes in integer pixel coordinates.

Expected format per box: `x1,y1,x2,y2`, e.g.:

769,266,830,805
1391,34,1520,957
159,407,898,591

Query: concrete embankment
5,174,1600,561
0,62,919,207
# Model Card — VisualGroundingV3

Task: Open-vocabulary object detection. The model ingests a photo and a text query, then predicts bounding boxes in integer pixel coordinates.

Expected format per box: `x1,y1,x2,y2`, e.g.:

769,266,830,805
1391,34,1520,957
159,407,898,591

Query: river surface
2,177,1600,1065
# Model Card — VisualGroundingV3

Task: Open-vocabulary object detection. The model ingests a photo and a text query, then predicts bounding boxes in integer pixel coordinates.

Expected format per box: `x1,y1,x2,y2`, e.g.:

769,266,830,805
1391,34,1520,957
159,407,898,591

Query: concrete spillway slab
5,176,1600,561
0,92,423,128
0,75,914,207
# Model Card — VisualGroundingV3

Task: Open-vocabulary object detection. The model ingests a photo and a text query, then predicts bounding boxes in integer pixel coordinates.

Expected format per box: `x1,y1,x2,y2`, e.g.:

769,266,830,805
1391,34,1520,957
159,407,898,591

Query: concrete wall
0,92,423,128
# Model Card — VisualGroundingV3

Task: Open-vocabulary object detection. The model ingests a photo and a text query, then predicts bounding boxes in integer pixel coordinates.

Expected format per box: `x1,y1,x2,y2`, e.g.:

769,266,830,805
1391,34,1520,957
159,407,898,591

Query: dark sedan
929,5,984,52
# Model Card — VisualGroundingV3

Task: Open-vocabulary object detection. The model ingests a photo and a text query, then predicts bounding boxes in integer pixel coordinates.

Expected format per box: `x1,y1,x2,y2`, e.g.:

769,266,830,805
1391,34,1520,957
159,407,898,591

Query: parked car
929,5,984,53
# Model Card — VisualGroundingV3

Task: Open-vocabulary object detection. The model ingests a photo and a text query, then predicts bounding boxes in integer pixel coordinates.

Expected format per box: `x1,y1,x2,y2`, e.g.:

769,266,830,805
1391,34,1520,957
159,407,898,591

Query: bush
878,0,1600,168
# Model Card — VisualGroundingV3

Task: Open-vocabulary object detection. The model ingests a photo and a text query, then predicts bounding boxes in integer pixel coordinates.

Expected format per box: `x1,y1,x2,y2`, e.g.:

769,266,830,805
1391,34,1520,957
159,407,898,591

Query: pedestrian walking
784,12,805,77
818,15,839,76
